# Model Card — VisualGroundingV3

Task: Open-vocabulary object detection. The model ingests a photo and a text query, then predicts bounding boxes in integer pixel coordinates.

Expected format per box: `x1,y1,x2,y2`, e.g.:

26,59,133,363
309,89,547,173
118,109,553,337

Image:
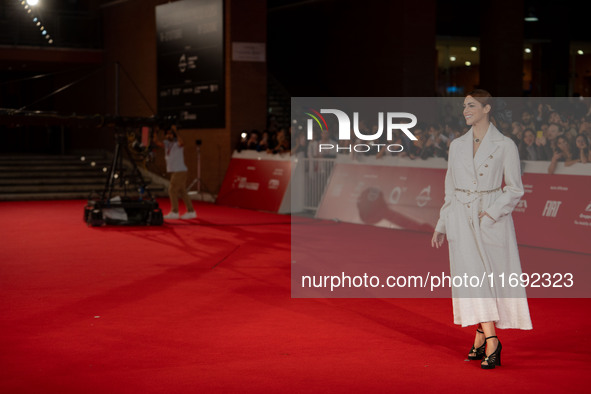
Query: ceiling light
26,0,39,6
577,50,584,55
525,48,532,54
470,46,477,52
525,8,538,22
450,56,456,62
465,61,472,66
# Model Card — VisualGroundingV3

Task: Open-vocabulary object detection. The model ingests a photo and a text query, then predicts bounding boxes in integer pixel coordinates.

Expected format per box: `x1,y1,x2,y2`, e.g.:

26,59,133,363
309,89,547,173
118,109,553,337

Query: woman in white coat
431,90,532,370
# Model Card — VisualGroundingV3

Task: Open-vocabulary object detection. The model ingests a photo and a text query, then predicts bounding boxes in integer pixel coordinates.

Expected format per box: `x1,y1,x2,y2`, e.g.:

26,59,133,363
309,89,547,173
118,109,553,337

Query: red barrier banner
513,173,591,254
316,163,591,254
316,163,445,233
217,158,292,213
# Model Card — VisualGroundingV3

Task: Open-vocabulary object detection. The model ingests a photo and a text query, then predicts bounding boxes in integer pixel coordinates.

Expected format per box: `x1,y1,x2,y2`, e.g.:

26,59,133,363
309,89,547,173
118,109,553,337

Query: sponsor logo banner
217,158,291,212
315,164,591,254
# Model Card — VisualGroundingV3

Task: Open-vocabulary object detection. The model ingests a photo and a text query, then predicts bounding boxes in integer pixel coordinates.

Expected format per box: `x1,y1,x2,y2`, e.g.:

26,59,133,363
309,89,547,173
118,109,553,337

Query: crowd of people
236,115,291,155
509,104,591,173
237,100,591,173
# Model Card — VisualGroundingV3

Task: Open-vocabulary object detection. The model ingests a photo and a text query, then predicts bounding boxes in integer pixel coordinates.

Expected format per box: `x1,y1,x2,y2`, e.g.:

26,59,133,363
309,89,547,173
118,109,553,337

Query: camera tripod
187,139,203,195
84,129,163,226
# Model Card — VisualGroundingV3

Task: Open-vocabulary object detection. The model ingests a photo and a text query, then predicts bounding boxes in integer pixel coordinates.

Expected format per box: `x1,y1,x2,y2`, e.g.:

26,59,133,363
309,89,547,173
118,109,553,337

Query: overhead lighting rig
20,0,53,45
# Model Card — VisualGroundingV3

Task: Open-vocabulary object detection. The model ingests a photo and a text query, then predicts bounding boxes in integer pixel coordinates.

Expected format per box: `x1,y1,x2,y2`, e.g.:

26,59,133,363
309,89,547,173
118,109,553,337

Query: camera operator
153,123,197,220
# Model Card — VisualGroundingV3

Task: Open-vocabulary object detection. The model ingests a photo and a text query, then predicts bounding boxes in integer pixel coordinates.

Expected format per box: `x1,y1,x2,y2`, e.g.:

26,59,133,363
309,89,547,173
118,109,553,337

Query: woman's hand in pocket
478,211,495,223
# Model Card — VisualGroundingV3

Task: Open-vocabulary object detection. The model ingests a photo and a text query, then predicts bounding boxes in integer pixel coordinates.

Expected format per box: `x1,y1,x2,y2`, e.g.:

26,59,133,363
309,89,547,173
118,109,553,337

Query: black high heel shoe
481,336,502,369
467,329,486,360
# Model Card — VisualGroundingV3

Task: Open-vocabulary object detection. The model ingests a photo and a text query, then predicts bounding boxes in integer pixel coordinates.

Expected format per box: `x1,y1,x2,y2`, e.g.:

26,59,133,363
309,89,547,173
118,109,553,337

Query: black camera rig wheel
87,208,105,227
148,208,164,226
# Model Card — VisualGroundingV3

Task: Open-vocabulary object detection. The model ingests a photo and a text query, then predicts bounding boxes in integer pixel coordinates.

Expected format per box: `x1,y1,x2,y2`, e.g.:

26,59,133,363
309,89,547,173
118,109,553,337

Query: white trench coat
435,123,533,330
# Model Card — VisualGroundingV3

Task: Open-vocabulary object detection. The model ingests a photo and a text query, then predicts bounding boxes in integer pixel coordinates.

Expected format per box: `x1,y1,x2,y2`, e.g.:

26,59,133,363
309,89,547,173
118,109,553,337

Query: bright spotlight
27,0,40,6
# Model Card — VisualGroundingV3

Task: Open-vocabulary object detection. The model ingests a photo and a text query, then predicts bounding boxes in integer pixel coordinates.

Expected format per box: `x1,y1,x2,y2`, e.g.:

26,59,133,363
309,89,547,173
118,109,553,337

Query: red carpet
0,200,588,393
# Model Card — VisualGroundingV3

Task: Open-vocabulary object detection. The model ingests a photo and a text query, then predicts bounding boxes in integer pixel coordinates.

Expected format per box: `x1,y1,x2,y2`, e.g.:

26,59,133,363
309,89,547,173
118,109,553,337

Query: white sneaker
164,212,180,220
180,211,197,220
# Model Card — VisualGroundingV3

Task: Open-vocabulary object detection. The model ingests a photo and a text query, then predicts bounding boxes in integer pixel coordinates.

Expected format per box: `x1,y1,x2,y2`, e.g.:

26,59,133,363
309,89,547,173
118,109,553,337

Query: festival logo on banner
218,159,291,212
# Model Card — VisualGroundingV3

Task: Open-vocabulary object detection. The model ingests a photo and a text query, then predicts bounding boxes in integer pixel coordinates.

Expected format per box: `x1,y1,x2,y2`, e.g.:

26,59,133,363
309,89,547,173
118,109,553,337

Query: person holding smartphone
518,129,548,160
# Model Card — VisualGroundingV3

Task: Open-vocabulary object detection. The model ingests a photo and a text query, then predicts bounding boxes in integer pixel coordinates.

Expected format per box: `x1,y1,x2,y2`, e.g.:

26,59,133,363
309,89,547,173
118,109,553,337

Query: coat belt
454,186,501,196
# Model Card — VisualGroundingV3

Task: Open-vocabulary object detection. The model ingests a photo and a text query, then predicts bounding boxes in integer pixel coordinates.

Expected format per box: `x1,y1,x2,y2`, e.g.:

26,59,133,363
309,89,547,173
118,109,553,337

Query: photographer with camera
153,123,197,220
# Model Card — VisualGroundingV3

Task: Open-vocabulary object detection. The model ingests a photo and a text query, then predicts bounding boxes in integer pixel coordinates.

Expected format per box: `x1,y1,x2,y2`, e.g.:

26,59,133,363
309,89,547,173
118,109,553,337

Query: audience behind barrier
283,99,591,174
236,99,591,174
236,115,293,155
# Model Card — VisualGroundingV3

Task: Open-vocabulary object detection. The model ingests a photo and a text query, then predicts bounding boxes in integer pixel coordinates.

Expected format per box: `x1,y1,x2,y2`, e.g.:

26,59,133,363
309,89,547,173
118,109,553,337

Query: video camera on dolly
83,116,178,227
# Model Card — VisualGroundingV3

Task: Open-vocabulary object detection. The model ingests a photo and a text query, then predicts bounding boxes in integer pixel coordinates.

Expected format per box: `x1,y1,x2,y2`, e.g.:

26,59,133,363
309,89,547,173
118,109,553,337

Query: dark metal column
479,0,524,96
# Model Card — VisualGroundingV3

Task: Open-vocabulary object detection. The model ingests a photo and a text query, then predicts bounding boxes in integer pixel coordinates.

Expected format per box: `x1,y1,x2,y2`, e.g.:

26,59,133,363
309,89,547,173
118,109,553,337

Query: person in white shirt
153,124,197,220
